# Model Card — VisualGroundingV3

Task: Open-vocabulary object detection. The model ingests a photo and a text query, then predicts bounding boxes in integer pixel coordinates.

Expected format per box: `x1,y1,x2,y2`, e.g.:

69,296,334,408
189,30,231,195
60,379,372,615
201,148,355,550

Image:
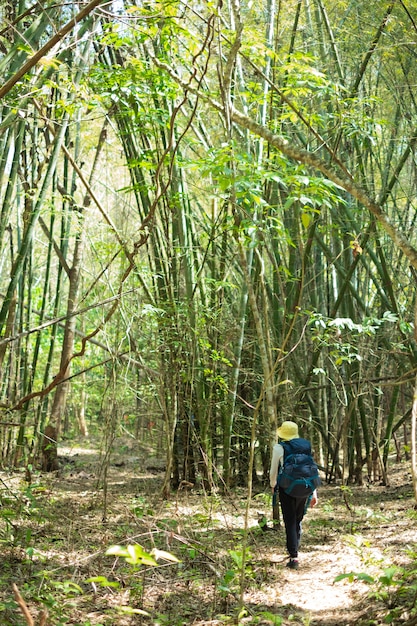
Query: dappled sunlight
1,446,416,625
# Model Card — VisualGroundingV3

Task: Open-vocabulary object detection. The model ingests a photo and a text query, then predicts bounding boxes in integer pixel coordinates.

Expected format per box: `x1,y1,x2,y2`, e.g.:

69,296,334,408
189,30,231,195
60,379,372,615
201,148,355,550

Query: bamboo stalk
0,0,105,99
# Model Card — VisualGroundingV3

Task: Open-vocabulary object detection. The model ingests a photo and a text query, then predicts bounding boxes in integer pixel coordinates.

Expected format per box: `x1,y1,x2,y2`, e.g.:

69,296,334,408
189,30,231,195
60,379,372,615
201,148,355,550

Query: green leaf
301,212,311,229
299,195,314,206
334,571,374,584
86,576,120,589
355,572,375,583
382,311,399,323
117,606,150,616
283,196,295,210
259,612,283,625
106,544,127,556
106,544,158,566
378,567,400,586
328,317,356,330
151,548,180,563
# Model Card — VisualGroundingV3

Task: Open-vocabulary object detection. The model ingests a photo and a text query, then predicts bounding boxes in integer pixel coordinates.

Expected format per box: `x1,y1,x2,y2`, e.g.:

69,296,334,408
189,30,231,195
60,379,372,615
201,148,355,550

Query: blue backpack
277,438,321,498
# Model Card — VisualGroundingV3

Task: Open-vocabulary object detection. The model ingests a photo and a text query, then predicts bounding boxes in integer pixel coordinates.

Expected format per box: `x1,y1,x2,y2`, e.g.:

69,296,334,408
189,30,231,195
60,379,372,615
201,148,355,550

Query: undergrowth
0,444,415,626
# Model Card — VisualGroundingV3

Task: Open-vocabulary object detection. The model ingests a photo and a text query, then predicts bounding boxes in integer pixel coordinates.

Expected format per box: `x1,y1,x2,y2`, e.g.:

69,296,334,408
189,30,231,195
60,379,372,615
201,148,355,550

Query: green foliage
85,575,120,589
2,3,417,626
217,547,255,598
254,612,283,625
218,568,237,597
99,543,181,622
309,311,401,366
335,564,417,623
334,571,375,584
116,605,150,617
283,173,346,214
49,580,84,596
130,496,154,518
105,542,179,570
252,490,273,508
0,479,49,548
199,337,233,394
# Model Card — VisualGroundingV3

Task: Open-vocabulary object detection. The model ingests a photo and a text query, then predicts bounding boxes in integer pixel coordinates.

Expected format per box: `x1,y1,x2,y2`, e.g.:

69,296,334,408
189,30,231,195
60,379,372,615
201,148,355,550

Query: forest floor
0,436,417,626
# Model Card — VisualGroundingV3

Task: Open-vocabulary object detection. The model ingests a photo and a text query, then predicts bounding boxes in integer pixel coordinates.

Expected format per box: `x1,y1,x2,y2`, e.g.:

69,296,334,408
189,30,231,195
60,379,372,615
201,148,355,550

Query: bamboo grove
1,0,417,496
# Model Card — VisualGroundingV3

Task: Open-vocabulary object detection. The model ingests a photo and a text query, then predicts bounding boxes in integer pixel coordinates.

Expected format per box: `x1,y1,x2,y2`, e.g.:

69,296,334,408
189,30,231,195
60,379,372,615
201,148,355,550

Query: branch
9,262,139,412
148,12,417,268
0,289,140,348
148,52,417,269
7,28,210,411
218,0,243,129
12,583,48,626
349,3,395,97
12,584,33,626
0,0,107,99
228,105,417,270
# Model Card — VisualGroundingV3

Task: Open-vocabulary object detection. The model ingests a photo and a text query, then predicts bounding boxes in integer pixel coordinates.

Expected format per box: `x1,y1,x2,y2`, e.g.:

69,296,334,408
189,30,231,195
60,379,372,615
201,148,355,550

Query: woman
269,420,318,570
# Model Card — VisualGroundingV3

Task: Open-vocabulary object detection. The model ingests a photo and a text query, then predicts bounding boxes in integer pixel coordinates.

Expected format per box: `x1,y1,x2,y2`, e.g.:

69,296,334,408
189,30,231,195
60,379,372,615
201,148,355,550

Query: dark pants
279,487,308,558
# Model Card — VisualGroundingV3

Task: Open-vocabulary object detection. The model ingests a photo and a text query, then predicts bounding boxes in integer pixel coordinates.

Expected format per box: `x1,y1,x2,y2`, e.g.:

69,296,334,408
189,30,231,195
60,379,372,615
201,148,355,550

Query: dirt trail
252,512,372,625
245,475,415,626
1,442,413,626
158,468,414,625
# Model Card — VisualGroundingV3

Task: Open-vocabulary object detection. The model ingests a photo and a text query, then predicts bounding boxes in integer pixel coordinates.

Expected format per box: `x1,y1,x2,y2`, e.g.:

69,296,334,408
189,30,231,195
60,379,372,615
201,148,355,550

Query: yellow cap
277,421,299,441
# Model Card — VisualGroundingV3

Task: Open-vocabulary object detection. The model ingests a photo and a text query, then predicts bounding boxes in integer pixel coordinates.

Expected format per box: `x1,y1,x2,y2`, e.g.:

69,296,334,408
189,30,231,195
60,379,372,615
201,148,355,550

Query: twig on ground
12,583,48,626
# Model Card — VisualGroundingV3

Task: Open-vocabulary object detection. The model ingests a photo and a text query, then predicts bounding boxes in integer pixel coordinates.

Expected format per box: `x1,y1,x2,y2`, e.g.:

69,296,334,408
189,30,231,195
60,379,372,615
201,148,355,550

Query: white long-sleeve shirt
269,442,284,489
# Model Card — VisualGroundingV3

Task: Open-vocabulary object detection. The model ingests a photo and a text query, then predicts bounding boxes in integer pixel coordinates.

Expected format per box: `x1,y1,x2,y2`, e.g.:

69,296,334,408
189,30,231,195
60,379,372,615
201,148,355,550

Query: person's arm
269,444,283,490
310,489,318,508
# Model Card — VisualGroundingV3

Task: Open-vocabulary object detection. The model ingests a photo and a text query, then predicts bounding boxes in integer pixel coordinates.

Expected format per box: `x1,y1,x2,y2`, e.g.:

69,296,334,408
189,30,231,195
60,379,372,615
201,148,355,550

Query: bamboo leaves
1,0,417,491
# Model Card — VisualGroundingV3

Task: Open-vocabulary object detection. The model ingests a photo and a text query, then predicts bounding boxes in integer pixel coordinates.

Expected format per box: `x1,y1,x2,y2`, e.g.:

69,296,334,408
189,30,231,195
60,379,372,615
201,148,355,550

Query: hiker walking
269,420,319,570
